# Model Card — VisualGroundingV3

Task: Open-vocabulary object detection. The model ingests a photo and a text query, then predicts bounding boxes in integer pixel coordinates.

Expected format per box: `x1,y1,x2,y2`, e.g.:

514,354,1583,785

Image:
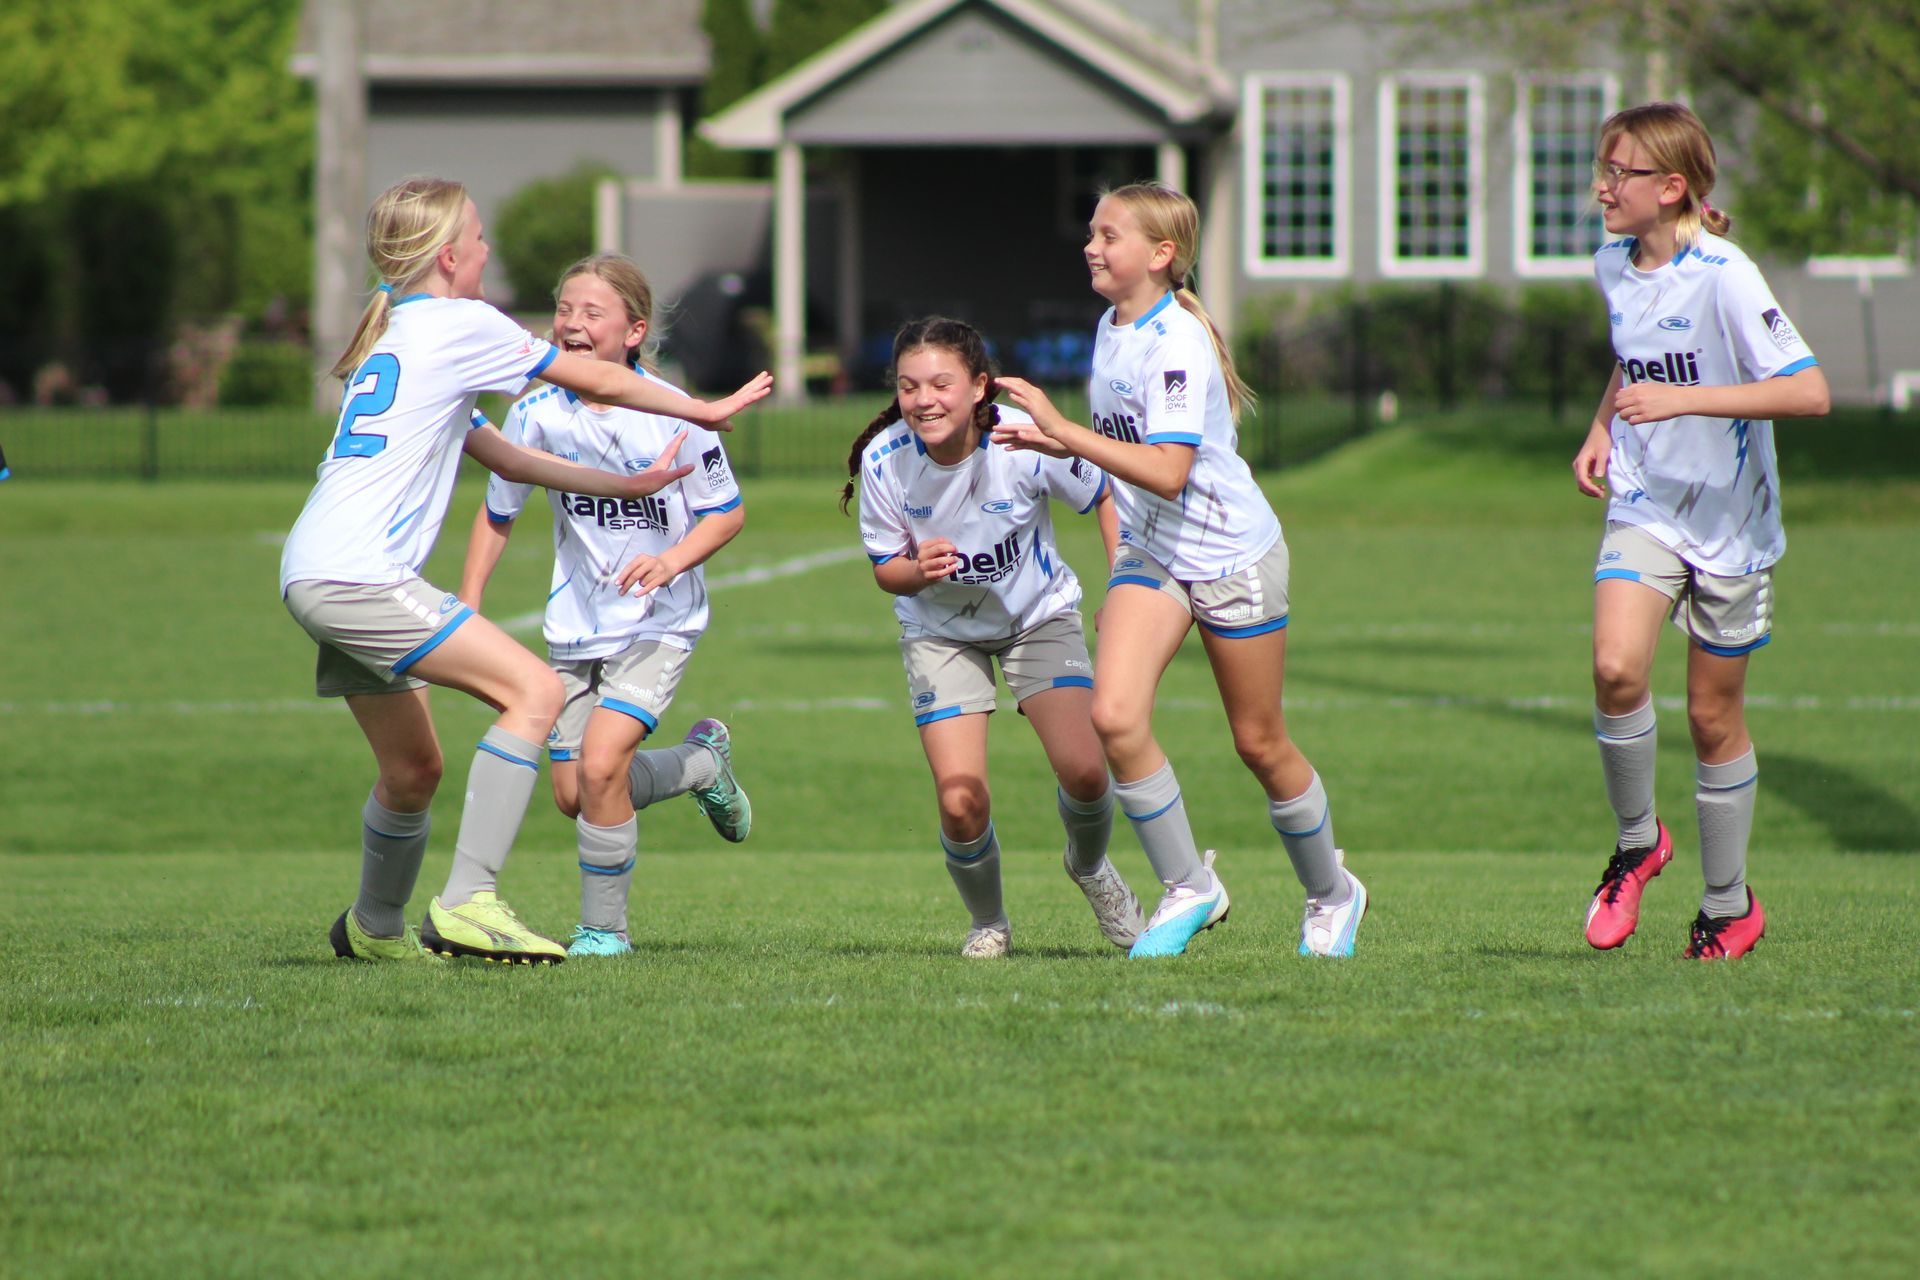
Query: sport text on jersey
1619,350,1702,386
562,492,670,532
949,529,1023,585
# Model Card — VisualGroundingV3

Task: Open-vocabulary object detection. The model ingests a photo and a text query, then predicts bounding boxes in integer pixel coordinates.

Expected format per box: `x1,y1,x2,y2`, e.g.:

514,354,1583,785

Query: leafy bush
219,341,315,407
493,162,618,307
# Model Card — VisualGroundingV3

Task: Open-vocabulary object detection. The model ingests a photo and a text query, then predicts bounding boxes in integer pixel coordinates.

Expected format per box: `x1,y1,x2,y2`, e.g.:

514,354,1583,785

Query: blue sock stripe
1273,810,1328,839
477,740,539,769
1699,772,1759,792
941,823,997,862
579,857,637,876
1123,793,1181,824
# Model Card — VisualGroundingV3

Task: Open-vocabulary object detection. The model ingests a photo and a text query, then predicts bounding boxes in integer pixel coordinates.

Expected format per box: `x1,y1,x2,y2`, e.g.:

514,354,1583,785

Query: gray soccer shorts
899,612,1093,727
1106,536,1291,637
547,639,694,759
284,576,474,697
1595,522,1773,656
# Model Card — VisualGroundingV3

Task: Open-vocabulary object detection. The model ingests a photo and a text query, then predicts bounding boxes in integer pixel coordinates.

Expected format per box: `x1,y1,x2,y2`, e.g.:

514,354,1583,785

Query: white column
774,140,807,403
1200,131,1235,330
593,178,622,255
655,90,683,187
313,0,367,409
1156,139,1186,192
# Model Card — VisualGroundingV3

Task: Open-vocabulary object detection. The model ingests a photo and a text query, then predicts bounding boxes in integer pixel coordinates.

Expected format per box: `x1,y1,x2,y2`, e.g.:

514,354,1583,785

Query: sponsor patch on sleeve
701,446,729,492
1761,308,1801,353
1162,370,1188,413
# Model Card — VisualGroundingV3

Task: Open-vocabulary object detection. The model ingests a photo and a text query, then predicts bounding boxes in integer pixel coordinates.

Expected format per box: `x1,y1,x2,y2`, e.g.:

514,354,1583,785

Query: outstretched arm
615,505,747,595
459,504,514,610
994,376,1195,500
538,353,773,430
1612,365,1831,427
872,536,959,597
465,422,692,498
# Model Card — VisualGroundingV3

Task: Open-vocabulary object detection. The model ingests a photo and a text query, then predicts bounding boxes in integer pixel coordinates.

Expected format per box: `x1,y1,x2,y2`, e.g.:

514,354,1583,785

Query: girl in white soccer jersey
1573,104,1828,961
280,178,771,965
459,254,751,959
844,317,1146,957
994,181,1365,961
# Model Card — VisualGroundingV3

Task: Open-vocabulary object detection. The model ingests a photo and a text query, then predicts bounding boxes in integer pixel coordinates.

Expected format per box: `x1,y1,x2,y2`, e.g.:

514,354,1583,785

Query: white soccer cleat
1299,859,1367,958
1064,851,1146,949
1129,850,1229,959
961,920,1011,958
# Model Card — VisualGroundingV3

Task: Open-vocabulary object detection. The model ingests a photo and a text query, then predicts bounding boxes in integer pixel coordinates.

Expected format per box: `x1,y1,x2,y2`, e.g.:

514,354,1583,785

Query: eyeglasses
1596,163,1660,187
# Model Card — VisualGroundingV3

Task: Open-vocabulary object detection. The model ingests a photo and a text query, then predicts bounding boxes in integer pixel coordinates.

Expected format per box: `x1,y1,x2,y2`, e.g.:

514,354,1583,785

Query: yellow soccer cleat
420,892,567,965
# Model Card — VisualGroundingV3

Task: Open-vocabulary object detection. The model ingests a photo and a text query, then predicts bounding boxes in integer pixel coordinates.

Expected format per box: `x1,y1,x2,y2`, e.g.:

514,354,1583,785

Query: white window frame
1242,72,1351,280
1378,72,1485,279
1514,73,1620,278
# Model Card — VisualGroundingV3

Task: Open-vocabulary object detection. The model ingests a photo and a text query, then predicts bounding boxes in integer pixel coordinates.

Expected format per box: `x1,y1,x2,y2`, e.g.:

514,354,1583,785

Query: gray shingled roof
294,0,709,84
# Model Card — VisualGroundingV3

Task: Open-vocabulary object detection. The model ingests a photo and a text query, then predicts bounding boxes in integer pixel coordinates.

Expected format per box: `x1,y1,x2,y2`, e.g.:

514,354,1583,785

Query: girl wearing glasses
1572,103,1829,961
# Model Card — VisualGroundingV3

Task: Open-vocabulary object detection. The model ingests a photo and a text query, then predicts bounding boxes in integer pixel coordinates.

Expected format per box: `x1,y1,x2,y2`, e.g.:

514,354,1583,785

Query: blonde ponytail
1104,182,1256,422
330,178,470,380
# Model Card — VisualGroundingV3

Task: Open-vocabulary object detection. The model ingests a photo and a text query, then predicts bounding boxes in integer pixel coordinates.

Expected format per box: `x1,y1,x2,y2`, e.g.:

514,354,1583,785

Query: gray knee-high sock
354,789,430,937
440,726,542,907
1269,771,1346,902
578,815,638,937
628,743,716,809
1114,762,1205,889
942,824,1005,928
1058,783,1114,876
1697,749,1758,917
1596,701,1660,848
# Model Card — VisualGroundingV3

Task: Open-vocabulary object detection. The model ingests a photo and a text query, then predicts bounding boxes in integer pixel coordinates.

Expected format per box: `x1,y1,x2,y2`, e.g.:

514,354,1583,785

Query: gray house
303,0,1916,403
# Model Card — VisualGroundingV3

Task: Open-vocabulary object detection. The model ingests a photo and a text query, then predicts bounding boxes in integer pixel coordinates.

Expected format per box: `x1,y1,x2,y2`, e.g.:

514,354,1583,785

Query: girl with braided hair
842,317,1143,957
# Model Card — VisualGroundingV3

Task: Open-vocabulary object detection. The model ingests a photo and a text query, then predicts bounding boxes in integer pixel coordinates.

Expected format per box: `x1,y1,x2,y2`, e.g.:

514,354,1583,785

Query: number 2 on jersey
332,354,401,458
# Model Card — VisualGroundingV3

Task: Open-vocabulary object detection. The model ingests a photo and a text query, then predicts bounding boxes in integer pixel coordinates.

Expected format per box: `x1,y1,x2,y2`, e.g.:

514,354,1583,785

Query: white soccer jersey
485,376,741,661
280,296,554,591
1597,231,1818,575
1085,292,1281,580
858,406,1108,643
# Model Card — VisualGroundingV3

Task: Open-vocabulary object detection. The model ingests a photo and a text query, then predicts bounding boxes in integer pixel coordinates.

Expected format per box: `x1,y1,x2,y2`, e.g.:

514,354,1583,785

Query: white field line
498,544,867,633
9,693,1920,718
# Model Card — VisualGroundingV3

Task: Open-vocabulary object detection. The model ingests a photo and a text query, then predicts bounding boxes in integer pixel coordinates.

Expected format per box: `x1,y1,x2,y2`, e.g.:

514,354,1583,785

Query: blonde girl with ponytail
282,178,771,966
995,181,1366,962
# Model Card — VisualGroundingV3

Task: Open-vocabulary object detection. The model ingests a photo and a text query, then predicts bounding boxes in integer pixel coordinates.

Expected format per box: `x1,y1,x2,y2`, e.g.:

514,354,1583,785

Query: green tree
1411,0,1919,255
689,0,766,180
493,163,620,307
764,0,887,80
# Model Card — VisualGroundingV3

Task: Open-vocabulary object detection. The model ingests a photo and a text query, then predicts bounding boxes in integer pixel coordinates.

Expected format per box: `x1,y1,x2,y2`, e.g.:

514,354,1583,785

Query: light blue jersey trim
388,502,427,538
548,747,578,762
1772,356,1818,377
1698,633,1771,658
601,698,660,731
1077,473,1108,514
1201,615,1288,639
527,346,558,379
1144,432,1202,447
389,292,433,307
485,504,516,525
1048,676,1093,691
693,494,744,517
1109,573,1160,590
475,740,538,770
391,605,474,675
914,705,962,727
869,551,899,565
1133,292,1176,329
1595,568,1643,583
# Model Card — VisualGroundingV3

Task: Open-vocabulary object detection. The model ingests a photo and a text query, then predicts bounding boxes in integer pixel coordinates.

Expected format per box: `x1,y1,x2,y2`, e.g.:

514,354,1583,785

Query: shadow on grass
1295,667,1917,855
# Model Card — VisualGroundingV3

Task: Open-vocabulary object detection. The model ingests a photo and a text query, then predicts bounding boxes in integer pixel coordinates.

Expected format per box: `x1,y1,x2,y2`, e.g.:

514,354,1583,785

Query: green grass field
3,406,1916,1277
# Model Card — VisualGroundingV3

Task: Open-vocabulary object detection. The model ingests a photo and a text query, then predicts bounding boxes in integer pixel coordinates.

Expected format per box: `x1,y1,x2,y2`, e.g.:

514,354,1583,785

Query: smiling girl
282,178,769,966
994,182,1365,961
1573,104,1828,960
459,254,752,958
843,317,1142,957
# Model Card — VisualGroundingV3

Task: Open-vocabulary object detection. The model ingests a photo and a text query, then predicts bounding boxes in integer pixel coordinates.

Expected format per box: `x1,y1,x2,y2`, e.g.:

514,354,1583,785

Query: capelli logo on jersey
1091,409,1141,444
951,530,1023,585
1657,316,1693,331
979,500,1014,515
1619,351,1702,386
1109,379,1134,395
562,492,670,532
905,503,933,519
